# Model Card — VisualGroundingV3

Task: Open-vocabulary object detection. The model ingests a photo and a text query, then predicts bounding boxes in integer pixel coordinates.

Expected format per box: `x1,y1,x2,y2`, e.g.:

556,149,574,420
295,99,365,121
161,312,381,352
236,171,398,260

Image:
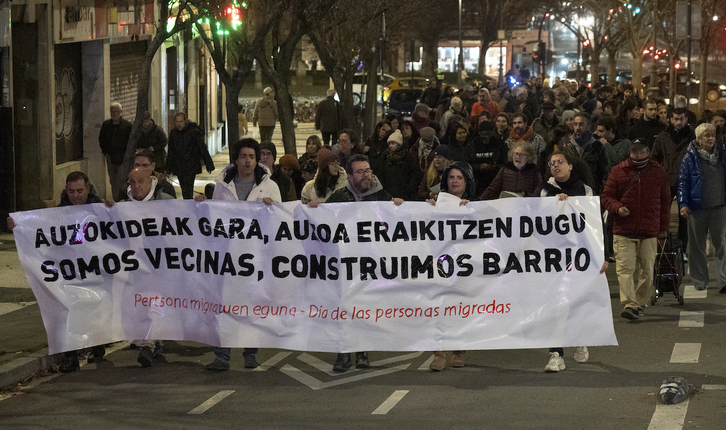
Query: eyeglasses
549,159,566,167
513,152,527,158
354,168,373,176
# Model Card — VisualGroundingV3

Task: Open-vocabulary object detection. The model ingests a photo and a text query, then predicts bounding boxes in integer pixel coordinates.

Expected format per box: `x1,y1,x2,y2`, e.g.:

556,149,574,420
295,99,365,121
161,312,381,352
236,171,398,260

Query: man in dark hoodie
628,99,665,148
166,112,215,199
470,121,508,194
138,111,168,173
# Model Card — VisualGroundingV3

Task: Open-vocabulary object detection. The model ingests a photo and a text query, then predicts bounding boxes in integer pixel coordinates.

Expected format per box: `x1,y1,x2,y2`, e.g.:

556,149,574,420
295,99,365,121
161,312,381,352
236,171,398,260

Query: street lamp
458,0,464,86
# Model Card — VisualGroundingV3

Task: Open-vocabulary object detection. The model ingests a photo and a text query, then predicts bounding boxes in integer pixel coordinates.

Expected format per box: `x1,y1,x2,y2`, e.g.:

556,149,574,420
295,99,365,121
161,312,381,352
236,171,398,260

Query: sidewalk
0,123,322,389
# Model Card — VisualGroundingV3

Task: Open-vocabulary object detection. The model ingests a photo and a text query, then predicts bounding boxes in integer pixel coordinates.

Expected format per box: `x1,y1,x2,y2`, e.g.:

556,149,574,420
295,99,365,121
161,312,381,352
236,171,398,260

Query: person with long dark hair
300,148,348,204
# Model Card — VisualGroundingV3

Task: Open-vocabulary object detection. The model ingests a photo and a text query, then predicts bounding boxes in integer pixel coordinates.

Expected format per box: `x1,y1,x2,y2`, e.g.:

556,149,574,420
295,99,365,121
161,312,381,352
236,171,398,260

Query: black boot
355,352,370,369
332,353,352,373
87,345,106,363
59,353,80,373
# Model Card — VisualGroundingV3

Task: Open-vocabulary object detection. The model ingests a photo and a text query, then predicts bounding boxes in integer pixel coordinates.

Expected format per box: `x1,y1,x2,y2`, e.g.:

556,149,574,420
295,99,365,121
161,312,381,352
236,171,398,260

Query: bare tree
609,0,653,96
654,0,685,101
186,0,283,163
255,0,337,157
697,0,726,111
119,1,193,200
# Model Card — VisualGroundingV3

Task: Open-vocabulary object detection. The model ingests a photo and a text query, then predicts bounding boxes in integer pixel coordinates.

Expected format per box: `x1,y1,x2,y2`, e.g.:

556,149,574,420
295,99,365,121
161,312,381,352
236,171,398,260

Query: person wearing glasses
480,141,542,199
309,154,403,372
538,151,608,372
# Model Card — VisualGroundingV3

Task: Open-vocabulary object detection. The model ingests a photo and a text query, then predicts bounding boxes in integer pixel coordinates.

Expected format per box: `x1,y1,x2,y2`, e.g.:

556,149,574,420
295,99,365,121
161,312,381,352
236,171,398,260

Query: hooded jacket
212,163,282,202
138,120,168,171
440,161,479,201
602,158,670,238
678,140,726,211
326,174,392,202
300,166,348,204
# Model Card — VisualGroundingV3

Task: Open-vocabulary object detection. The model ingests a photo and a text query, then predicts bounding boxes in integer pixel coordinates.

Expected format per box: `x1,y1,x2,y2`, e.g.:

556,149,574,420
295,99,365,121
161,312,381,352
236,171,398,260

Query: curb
0,349,58,389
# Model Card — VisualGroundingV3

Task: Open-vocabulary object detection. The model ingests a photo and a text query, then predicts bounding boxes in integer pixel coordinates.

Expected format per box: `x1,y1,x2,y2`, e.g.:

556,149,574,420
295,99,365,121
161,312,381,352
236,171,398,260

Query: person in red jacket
601,140,671,320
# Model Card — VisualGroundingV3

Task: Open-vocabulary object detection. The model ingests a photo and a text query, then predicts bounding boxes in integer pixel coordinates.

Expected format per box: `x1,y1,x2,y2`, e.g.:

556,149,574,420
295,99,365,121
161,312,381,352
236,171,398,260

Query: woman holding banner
538,152,608,372
426,161,479,371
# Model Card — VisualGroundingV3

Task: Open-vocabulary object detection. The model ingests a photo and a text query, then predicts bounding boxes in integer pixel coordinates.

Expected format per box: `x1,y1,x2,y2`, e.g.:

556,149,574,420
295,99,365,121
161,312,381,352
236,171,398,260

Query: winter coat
380,148,421,201
651,126,695,189
315,96,341,133
469,133,509,194
138,120,168,171
252,97,278,127
166,121,214,176
538,174,593,198
627,117,666,148
122,177,175,202
480,162,542,200
99,118,132,165
409,136,439,175
447,140,475,164
300,167,348,204
58,191,103,207
471,100,500,121
602,136,631,168
326,175,392,203
569,135,610,195
601,158,671,238
212,163,282,203
677,141,726,211
532,115,559,145
411,112,432,131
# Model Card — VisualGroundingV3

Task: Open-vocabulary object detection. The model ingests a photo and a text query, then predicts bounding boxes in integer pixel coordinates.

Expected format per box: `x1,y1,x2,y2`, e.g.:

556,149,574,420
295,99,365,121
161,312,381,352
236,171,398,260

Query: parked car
643,72,726,102
385,88,424,120
351,72,395,106
383,77,429,101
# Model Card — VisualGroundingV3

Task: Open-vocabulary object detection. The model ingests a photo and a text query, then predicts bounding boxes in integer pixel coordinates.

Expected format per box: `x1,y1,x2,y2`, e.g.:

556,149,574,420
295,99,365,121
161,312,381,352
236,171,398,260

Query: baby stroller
652,233,685,305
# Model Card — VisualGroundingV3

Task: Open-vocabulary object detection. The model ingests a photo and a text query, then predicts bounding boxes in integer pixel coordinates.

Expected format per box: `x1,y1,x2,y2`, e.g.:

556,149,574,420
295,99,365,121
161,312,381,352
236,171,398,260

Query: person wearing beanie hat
561,110,576,130
301,148,348,204
300,159,318,183
253,87,278,141
380,129,419,200
279,154,299,172
408,126,440,177
279,154,304,198
417,143,452,200
532,100,560,144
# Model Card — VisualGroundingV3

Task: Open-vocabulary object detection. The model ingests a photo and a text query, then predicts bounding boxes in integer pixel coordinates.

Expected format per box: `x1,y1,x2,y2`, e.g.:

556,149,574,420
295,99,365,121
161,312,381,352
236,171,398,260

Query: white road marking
682,284,707,299
678,311,705,328
670,343,701,363
702,384,726,390
280,363,411,390
647,399,689,430
372,390,409,415
297,352,348,376
0,302,36,317
418,354,434,370
254,351,291,372
187,390,235,415
370,352,423,366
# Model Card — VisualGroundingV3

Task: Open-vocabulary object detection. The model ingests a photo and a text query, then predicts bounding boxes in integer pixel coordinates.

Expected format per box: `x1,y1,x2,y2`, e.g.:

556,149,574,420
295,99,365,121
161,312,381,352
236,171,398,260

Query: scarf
510,125,534,143
696,141,719,166
630,156,650,169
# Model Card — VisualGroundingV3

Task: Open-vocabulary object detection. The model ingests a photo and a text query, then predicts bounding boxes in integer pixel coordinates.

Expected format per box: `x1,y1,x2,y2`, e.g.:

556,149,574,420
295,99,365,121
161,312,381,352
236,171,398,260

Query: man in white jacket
196,138,281,371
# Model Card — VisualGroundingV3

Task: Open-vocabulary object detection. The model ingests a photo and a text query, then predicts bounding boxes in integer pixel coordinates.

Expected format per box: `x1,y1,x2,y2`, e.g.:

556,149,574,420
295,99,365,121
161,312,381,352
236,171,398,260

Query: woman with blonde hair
480,141,542,199
416,145,452,200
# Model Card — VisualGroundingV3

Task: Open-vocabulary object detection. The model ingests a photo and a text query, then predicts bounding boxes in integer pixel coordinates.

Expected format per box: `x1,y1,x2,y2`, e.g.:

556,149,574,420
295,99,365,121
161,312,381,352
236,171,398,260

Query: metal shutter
109,41,147,121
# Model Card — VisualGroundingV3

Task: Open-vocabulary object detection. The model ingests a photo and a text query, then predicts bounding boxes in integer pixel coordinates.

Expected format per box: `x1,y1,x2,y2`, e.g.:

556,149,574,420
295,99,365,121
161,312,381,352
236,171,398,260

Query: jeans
321,132,338,148
214,347,258,363
259,126,275,142
687,206,726,290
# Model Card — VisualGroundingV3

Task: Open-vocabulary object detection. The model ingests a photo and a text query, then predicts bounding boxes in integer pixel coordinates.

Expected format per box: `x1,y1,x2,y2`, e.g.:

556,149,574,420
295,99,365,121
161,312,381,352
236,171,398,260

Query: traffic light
582,39,591,66
533,41,546,64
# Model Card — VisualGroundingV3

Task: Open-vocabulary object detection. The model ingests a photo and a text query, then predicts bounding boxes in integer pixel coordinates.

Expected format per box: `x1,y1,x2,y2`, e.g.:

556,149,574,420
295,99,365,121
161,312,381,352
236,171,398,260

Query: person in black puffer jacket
166,112,215,199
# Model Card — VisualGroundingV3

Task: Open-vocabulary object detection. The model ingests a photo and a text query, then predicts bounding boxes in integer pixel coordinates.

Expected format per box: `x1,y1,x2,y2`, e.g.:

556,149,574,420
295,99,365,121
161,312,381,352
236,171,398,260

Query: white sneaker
574,346,589,363
544,352,566,372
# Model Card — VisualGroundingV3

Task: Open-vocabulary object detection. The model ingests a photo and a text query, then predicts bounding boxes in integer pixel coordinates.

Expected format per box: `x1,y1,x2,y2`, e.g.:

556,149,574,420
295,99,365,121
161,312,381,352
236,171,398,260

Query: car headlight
720,85,726,90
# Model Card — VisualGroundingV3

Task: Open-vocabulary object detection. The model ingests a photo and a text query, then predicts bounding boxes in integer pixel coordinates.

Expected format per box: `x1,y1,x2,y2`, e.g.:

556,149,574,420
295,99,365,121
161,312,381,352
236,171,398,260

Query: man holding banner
196,138,281,371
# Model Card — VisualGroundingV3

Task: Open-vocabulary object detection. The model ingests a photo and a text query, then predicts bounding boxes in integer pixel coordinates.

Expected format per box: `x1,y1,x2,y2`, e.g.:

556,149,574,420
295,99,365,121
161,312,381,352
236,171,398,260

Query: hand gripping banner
11,197,617,354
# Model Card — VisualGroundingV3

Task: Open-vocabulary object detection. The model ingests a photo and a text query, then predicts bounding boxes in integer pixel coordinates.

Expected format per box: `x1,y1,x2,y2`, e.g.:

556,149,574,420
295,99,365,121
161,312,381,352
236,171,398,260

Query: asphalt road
1,262,725,429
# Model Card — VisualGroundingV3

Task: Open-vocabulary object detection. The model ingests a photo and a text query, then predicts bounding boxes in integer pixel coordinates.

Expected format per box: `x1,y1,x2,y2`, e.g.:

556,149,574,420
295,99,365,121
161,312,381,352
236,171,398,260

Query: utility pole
686,0,692,102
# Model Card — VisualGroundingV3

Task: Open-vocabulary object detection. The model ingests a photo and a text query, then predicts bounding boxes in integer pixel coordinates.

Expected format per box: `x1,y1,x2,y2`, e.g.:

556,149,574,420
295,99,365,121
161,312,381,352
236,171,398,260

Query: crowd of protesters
9,72,726,376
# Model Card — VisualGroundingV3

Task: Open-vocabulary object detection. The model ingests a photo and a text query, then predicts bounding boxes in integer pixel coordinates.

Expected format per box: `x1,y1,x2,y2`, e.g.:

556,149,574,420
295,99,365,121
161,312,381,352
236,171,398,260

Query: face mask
630,156,650,169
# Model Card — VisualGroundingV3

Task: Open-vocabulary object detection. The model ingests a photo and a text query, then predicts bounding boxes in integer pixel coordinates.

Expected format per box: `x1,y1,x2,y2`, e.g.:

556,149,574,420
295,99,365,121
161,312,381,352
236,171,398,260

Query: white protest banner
11,197,616,354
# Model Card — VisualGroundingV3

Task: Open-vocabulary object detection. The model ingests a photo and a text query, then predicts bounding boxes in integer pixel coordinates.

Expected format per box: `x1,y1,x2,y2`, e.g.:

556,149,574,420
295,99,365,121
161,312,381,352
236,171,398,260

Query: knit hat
259,141,277,159
387,129,403,146
582,98,597,115
541,101,556,111
420,127,436,142
263,87,273,95
300,159,318,174
562,110,576,122
316,148,336,172
279,154,299,170
433,145,450,159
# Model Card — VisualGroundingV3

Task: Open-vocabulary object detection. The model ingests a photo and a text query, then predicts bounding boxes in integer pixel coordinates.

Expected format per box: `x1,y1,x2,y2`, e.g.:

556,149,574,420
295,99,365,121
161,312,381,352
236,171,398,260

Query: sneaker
636,307,645,317
87,345,106,363
451,351,465,368
574,346,589,363
621,307,640,320
544,352,566,372
720,286,726,294
153,341,164,358
355,352,370,369
244,354,259,369
137,346,153,368
332,353,352,373
205,358,230,371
